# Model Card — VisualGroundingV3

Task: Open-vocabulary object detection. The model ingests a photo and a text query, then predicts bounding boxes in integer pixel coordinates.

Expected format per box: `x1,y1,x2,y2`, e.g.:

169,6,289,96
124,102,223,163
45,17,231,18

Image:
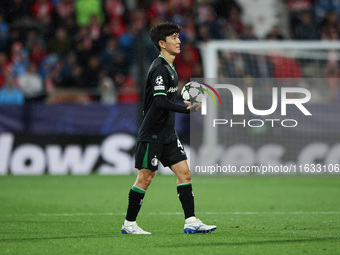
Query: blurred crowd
0,0,340,105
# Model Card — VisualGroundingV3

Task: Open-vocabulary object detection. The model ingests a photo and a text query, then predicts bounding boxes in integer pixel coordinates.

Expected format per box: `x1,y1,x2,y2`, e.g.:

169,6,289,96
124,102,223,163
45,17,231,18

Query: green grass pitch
1,175,340,255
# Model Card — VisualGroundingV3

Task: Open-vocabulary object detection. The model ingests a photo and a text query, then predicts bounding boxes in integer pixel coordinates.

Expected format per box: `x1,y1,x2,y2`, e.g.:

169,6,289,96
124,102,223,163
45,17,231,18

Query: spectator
175,41,201,82
105,0,127,22
4,0,334,105
82,55,100,88
39,13,57,40
147,0,168,21
38,54,57,92
181,14,196,42
223,6,244,39
59,51,77,81
62,16,78,37
74,26,93,50
6,0,32,23
99,69,117,104
241,24,258,40
25,28,46,52
99,37,120,74
197,4,223,40
320,12,339,40
266,25,285,40
326,67,340,102
285,0,313,37
223,52,248,78
5,28,22,55
48,26,73,56
51,0,61,7
245,54,274,78
31,0,54,23
29,42,47,66
268,53,302,78
10,42,29,77
60,64,84,88
324,26,339,99
196,23,211,42
314,0,340,24
75,0,104,26
18,63,45,101
55,0,75,21
0,76,25,105
0,14,9,51
294,11,320,40
167,0,194,18
213,0,242,21
89,15,101,41
108,16,127,38
73,26,92,65
117,75,139,104
0,52,11,89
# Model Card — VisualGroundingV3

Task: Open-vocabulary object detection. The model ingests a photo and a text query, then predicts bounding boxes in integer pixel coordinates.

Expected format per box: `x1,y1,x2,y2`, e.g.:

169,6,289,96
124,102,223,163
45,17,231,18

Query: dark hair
150,22,181,52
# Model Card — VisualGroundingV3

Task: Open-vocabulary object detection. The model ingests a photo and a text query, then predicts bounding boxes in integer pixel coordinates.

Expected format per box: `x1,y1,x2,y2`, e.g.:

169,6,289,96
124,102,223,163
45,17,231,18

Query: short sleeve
151,66,169,96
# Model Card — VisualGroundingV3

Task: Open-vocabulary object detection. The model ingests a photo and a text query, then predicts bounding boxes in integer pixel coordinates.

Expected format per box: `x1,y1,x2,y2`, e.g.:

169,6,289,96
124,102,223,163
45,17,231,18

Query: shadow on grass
0,234,115,243
0,220,84,224
161,237,340,247
1,235,339,246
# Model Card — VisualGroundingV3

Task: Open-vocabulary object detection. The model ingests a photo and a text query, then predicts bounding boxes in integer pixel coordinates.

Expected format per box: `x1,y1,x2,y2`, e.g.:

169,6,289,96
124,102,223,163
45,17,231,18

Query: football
181,81,204,106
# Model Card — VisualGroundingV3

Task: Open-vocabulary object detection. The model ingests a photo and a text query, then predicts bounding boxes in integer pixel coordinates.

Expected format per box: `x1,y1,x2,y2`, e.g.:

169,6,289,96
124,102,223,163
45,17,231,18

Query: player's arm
154,95,190,113
151,66,190,113
154,96,201,113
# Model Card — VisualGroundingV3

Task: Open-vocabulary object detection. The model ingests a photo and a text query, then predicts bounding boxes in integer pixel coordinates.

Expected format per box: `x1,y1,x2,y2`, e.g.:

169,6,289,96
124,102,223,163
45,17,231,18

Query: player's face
163,33,181,55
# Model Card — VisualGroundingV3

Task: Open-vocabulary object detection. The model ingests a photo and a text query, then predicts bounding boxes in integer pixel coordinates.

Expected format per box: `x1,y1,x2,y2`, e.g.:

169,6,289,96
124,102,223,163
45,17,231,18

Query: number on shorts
177,139,183,149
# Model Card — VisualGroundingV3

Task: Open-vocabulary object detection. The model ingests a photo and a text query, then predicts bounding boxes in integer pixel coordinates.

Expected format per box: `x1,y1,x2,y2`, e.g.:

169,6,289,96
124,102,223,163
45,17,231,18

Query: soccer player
121,22,217,234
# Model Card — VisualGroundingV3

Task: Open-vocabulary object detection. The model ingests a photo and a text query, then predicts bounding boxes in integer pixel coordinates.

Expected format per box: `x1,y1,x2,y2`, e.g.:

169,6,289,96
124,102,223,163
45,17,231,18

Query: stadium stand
0,0,339,104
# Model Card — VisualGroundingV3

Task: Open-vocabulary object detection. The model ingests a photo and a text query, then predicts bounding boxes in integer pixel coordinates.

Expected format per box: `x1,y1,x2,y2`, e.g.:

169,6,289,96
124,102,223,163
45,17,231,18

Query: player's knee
180,169,191,183
136,170,155,189
144,174,154,186
186,169,192,182
142,171,156,187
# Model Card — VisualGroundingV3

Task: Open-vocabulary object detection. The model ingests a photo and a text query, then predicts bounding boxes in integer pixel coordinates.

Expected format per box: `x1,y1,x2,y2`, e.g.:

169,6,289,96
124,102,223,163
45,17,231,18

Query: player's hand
187,103,201,112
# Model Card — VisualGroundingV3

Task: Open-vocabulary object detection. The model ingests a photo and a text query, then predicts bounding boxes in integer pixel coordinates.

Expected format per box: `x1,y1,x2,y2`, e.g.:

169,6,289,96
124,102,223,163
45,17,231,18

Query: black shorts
135,139,187,171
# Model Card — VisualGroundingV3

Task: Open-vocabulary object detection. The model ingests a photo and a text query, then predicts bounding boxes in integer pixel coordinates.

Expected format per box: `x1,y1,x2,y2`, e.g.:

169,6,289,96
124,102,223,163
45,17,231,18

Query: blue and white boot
184,216,217,234
121,220,151,234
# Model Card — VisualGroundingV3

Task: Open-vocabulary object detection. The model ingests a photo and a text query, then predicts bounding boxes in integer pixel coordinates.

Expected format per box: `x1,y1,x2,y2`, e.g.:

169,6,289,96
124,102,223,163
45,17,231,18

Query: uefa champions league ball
181,81,204,106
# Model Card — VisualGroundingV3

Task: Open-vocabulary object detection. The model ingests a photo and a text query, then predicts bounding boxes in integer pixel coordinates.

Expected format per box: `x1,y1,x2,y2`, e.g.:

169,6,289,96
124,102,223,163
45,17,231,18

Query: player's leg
126,169,156,221
133,168,156,191
121,169,155,234
163,139,217,233
170,160,195,218
170,160,217,234
122,142,160,234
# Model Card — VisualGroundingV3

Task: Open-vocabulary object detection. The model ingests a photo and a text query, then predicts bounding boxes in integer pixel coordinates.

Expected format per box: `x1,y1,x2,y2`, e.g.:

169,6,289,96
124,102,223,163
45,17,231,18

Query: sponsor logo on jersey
154,85,165,90
155,75,163,85
167,87,178,93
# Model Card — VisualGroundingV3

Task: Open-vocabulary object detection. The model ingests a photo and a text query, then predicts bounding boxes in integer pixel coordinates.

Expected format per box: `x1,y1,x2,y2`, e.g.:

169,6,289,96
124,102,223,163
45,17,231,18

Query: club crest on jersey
171,74,174,80
151,156,159,167
167,87,178,93
155,75,163,85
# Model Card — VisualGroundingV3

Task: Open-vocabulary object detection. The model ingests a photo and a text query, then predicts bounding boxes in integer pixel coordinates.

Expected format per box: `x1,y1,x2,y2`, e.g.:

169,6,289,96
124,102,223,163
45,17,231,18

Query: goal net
190,41,340,176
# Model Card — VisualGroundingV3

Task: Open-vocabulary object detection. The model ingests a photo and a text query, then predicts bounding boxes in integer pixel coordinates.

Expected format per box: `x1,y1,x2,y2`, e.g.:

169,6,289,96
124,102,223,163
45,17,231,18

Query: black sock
125,186,145,222
177,183,195,219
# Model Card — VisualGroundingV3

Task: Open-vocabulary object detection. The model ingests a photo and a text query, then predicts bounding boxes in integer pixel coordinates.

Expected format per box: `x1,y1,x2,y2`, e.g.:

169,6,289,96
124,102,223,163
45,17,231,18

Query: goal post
193,40,340,174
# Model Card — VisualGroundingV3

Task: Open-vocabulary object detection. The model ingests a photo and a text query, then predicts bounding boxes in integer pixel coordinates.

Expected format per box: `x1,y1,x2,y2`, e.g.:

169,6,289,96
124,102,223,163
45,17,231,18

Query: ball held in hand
181,81,204,106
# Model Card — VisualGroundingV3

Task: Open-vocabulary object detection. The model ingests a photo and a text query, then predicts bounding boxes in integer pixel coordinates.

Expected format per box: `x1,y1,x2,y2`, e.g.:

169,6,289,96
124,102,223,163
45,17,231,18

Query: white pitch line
1,211,340,217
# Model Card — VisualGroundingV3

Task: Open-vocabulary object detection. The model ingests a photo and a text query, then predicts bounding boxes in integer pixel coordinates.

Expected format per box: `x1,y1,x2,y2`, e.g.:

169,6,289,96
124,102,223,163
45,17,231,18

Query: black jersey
136,55,187,144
